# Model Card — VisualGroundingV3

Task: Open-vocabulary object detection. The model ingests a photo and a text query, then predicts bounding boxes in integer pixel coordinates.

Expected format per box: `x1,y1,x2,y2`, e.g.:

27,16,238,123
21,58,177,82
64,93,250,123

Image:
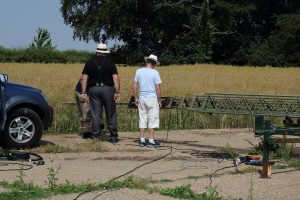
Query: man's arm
155,72,162,108
133,81,139,106
80,74,89,101
80,74,88,94
156,84,162,107
113,74,120,103
81,61,90,96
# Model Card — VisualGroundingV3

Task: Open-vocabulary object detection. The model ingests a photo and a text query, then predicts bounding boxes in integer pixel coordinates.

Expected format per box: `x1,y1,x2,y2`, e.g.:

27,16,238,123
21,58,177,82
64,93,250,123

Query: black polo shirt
82,56,118,89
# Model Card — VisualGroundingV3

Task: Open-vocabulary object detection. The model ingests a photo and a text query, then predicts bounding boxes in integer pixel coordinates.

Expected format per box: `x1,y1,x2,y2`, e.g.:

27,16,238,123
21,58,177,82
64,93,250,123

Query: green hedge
0,47,94,63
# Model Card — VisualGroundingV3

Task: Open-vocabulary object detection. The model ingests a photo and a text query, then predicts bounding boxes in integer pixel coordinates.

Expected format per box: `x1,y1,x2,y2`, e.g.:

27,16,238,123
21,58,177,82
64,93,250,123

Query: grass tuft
0,175,226,200
160,184,223,200
43,144,74,153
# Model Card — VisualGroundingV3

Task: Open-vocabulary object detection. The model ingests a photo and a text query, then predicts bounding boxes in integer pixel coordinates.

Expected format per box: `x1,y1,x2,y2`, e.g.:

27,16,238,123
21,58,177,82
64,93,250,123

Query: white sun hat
144,54,160,65
96,43,110,54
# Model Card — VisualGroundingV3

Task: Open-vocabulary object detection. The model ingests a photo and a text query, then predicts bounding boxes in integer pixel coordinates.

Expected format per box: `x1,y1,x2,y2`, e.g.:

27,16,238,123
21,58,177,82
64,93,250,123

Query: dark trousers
88,85,118,137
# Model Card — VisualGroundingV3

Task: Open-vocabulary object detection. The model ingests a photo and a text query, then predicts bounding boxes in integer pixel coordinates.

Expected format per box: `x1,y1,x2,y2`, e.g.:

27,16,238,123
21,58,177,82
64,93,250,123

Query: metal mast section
179,93,300,117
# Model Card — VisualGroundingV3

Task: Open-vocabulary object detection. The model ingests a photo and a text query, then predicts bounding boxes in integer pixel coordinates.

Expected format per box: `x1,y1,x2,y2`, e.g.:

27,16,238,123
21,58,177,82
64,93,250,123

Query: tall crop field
0,63,299,133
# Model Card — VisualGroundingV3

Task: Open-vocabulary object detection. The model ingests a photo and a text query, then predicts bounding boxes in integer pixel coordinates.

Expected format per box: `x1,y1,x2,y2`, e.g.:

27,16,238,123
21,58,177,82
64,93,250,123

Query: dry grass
1,63,300,102
1,63,299,132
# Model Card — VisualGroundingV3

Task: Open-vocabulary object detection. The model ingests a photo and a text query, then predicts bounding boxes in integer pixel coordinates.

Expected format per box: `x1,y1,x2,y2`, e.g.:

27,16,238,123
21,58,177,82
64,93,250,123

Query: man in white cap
80,44,120,143
133,54,162,147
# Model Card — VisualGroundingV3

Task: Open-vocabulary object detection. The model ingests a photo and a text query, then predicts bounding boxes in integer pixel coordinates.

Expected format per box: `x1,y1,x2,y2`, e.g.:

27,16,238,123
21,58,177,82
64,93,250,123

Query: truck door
0,84,3,127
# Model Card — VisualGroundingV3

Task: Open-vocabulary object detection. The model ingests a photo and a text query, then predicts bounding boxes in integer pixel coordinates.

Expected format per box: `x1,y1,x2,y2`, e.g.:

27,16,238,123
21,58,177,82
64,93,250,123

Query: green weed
160,184,223,200
16,162,25,184
47,160,61,190
0,175,228,200
220,143,239,159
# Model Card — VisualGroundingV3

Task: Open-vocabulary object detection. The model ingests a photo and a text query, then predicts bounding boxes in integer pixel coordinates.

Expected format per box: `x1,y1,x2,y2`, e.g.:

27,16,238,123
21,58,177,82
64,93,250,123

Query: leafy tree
60,0,214,64
31,28,56,50
60,0,300,66
210,0,300,65
248,14,300,66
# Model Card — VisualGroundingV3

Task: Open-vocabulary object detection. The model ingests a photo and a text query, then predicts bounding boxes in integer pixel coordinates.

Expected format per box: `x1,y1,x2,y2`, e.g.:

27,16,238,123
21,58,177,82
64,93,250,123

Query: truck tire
4,108,43,148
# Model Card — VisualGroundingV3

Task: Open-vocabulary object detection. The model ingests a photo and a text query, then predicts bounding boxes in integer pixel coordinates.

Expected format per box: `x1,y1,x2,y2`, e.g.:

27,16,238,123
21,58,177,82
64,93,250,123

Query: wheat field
1,63,300,132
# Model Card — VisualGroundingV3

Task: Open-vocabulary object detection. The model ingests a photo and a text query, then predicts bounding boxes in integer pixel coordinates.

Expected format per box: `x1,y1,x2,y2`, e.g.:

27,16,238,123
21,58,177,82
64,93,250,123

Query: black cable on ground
75,142,236,200
0,151,44,172
208,165,237,188
109,146,173,182
73,146,174,200
0,162,33,171
73,114,238,200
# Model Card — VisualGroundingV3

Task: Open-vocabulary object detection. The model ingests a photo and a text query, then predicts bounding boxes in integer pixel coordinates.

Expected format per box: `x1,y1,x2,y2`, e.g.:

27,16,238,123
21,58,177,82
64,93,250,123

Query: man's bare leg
149,128,155,144
139,128,146,145
140,128,146,138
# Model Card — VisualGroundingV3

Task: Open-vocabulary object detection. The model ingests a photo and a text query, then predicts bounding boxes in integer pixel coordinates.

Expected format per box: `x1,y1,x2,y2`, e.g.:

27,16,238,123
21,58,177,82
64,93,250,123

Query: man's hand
158,100,162,108
81,93,88,102
135,98,139,106
114,93,120,103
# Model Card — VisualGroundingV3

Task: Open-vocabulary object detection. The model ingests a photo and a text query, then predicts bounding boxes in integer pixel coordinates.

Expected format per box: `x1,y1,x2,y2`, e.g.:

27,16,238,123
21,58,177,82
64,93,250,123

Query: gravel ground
1,129,300,200
0,187,7,193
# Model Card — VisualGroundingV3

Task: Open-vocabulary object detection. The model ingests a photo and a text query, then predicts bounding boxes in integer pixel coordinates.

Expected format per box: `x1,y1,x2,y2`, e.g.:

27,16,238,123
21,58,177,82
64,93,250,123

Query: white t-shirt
134,67,162,99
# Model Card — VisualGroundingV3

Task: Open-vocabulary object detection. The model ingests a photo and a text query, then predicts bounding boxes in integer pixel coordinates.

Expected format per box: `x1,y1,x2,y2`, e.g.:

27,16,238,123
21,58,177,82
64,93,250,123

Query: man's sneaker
80,132,91,139
110,133,118,144
147,141,160,148
100,124,105,130
91,133,101,141
139,140,146,147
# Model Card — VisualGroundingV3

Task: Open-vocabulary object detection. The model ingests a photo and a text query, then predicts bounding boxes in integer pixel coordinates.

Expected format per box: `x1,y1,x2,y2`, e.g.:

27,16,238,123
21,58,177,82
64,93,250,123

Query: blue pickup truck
0,73,53,148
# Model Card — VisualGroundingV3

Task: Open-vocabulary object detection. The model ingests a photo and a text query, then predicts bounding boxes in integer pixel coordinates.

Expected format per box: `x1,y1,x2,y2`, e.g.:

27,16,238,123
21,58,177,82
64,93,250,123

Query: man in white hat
133,54,162,147
80,43,120,143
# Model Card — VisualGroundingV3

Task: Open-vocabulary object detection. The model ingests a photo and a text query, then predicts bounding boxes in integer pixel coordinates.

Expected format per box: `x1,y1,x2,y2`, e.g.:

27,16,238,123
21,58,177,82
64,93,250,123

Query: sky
0,0,107,51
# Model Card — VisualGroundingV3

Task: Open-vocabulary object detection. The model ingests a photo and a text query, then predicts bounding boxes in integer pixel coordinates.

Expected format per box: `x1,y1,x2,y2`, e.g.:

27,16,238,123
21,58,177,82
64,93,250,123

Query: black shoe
80,132,91,139
110,136,118,144
139,140,146,147
91,133,101,141
100,124,105,130
147,141,160,148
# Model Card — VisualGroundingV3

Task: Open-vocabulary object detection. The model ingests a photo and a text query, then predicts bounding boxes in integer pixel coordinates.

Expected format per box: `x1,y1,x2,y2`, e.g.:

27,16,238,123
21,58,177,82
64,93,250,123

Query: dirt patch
1,129,300,200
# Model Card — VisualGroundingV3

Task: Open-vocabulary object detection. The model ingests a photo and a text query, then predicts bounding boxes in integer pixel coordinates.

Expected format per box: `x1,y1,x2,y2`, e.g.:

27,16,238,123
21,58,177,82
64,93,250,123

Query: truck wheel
4,108,43,148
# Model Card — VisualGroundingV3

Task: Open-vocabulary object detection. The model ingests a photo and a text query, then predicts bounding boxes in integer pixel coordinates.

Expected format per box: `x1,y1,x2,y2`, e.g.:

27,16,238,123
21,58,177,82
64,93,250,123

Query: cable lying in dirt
0,162,33,171
74,140,238,200
73,146,174,200
0,151,44,171
109,146,174,182
74,127,238,200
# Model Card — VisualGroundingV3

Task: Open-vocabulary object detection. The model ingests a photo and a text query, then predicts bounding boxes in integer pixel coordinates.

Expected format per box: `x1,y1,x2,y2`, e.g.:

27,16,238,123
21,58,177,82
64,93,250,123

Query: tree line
0,28,93,63
1,1,299,66
61,0,300,66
